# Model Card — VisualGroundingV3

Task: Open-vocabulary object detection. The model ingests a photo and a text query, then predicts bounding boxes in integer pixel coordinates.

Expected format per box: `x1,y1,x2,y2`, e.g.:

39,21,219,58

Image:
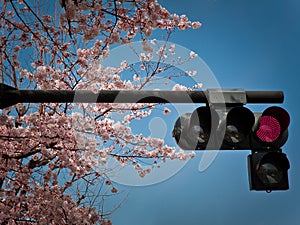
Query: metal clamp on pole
206,89,247,106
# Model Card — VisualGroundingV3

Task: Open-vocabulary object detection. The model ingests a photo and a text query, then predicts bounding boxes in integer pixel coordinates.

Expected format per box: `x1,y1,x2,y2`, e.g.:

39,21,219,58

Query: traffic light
248,150,290,191
251,106,290,149
247,106,290,191
172,113,197,150
188,106,219,150
221,106,255,150
172,105,290,150
172,102,290,191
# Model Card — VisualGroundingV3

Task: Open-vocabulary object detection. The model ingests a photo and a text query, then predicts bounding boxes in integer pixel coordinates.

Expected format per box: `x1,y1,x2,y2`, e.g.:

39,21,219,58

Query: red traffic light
255,106,290,144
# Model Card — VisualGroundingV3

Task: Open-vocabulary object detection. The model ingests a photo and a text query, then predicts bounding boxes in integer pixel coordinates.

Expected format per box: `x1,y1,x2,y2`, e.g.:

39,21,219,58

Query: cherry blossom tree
0,0,201,224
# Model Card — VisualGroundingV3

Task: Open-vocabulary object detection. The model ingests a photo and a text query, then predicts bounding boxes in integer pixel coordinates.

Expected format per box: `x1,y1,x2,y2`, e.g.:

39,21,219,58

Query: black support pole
246,91,284,104
0,83,284,109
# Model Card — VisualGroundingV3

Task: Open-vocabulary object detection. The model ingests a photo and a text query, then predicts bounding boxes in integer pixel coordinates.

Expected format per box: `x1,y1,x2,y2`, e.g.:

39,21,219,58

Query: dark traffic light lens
257,162,283,184
249,151,290,191
225,125,244,144
172,113,198,150
225,107,254,145
256,116,281,142
189,106,219,148
191,125,209,143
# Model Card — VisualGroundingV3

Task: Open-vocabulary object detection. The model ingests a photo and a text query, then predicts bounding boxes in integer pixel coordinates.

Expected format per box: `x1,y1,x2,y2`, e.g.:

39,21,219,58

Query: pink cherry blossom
0,0,202,224
172,84,188,91
190,51,198,58
186,70,197,76
163,107,171,115
192,21,202,29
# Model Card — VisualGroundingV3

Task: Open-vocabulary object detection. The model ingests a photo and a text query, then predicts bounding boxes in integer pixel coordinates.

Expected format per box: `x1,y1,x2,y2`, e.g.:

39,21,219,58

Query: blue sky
110,1,300,225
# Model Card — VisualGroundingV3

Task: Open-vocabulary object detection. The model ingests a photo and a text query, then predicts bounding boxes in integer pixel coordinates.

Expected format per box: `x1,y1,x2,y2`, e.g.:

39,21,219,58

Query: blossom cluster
0,0,201,224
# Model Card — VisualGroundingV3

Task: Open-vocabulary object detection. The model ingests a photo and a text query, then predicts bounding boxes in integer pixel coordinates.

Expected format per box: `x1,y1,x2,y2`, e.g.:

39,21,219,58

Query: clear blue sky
110,1,300,225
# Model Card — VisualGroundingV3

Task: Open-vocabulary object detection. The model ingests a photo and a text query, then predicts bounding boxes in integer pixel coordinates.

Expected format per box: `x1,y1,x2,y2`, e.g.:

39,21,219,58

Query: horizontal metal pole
0,84,284,109
246,91,284,103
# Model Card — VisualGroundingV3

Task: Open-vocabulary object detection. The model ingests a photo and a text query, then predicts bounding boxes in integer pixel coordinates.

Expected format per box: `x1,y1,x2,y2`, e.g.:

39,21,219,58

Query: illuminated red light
256,116,281,142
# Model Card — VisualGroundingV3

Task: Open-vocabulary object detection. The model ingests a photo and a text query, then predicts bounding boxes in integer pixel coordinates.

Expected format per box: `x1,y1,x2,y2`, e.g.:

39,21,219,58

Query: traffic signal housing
247,106,290,192
172,105,290,151
172,92,290,192
248,150,290,191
